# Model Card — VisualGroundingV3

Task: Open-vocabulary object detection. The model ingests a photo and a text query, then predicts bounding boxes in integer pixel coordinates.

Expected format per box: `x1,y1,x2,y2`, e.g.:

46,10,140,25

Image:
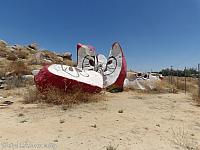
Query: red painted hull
34,65,102,93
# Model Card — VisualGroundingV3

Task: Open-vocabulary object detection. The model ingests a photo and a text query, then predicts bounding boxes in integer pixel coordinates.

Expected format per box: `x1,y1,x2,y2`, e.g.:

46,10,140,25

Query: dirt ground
0,89,200,150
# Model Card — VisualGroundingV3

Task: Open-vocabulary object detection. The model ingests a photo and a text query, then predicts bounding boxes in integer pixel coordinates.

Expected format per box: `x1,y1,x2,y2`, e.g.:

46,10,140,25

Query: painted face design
96,54,107,74
82,55,96,71
53,64,90,77
104,56,117,75
46,64,104,91
77,43,97,71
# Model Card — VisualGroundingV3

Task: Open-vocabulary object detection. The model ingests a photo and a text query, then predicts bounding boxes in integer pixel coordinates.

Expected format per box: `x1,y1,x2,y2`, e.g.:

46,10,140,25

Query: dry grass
24,86,105,107
0,43,9,57
106,144,118,150
171,128,200,150
124,80,178,94
174,77,198,92
170,77,200,105
0,68,6,78
153,80,178,93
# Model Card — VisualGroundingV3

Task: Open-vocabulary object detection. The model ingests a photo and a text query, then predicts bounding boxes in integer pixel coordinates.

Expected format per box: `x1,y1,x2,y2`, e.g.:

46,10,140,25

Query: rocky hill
0,40,75,89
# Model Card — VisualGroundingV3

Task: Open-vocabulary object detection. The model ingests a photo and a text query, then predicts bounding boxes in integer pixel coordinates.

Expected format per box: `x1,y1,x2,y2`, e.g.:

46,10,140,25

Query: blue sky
0,0,200,72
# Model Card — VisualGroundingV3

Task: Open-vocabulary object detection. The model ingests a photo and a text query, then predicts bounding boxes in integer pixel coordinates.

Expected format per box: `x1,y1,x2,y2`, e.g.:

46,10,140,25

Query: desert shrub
7,60,31,76
16,50,29,59
24,86,105,107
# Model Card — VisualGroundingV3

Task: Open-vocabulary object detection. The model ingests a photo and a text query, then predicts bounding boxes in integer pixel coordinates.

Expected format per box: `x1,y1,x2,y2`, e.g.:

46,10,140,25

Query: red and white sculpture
35,42,127,93
34,64,103,93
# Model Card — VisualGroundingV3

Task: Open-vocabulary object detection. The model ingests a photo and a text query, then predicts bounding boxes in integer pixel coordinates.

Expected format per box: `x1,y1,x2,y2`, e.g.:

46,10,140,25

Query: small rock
1,77,5,80
156,124,160,127
31,70,40,76
118,110,124,113
44,59,52,64
0,84,8,89
21,75,34,81
18,113,24,117
2,101,13,105
0,80,4,84
11,44,22,50
53,139,58,143
57,56,64,62
91,124,97,128
20,119,27,123
59,119,65,124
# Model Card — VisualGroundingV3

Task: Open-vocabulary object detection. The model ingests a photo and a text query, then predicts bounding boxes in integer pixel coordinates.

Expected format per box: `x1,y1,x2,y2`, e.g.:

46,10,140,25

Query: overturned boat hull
35,64,103,93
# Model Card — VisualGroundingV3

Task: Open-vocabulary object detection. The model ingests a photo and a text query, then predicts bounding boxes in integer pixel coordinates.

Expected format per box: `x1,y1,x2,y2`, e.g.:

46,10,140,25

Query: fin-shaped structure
103,42,127,90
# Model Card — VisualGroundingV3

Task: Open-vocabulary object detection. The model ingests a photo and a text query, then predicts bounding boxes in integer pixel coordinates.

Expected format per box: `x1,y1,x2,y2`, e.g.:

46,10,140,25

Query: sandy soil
0,89,200,150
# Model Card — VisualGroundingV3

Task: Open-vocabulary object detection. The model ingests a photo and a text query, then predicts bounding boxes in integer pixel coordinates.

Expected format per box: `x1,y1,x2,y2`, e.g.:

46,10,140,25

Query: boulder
1,77,5,80
123,78,129,88
28,43,38,50
11,44,22,50
63,52,72,60
43,59,53,64
7,53,18,61
0,79,4,84
0,84,8,89
57,56,64,62
0,40,7,48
